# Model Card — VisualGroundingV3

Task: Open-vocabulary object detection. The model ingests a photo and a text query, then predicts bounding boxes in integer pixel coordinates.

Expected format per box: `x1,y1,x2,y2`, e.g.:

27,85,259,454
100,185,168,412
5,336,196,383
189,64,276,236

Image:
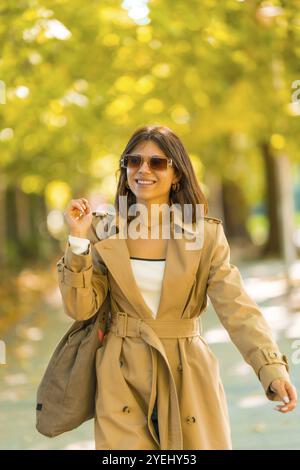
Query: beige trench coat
57,209,290,450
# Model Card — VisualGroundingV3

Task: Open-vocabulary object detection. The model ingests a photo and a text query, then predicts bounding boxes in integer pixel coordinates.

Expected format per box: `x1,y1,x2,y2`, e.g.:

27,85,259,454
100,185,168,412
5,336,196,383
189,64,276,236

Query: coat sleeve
206,222,290,401
56,215,109,321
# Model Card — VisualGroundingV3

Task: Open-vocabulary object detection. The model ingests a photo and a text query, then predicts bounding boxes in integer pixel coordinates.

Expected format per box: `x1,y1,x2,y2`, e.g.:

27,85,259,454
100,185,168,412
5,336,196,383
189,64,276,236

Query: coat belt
109,311,201,450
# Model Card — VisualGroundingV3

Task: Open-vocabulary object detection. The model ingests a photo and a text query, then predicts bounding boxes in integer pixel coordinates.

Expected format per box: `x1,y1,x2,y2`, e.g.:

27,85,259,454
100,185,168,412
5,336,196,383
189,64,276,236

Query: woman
59,125,297,450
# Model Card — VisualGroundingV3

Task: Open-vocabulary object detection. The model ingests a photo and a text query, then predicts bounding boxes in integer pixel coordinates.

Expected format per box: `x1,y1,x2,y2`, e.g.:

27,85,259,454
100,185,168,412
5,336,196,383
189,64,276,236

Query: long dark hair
114,124,208,222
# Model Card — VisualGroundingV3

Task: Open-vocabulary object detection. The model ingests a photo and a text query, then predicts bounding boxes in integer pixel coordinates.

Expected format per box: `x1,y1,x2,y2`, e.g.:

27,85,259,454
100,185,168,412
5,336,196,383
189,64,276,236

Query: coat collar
93,206,204,320
95,204,204,237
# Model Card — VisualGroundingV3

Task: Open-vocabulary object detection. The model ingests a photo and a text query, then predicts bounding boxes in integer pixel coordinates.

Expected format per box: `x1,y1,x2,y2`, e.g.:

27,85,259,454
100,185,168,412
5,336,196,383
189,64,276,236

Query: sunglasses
120,154,173,171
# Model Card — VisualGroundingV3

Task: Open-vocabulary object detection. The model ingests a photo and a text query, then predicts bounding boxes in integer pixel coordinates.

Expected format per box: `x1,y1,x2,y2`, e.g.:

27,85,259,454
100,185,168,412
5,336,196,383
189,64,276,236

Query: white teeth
136,180,155,185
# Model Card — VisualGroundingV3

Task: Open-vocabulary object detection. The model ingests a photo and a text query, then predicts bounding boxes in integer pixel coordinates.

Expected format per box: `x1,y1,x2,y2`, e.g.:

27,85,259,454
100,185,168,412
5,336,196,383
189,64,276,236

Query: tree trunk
0,176,6,266
260,142,282,257
205,170,225,222
221,179,251,241
276,153,297,285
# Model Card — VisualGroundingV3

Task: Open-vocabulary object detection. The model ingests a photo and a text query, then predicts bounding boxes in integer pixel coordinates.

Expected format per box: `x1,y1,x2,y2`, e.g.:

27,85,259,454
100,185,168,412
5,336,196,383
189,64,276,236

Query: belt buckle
116,312,128,338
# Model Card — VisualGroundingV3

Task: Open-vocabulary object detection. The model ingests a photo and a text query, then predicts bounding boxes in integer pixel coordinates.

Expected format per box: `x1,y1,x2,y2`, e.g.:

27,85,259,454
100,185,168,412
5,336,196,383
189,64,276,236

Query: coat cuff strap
249,348,289,377
64,242,92,272
57,262,93,288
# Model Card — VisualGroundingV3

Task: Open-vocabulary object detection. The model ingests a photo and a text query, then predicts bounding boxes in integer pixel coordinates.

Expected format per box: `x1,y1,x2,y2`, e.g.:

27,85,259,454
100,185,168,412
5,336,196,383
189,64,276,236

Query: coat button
177,364,183,372
186,416,196,424
57,265,63,272
122,406,130,413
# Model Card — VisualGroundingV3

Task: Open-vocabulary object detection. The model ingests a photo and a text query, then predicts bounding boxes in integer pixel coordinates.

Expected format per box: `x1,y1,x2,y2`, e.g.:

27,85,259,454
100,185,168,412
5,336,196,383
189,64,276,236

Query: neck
136,198,170,229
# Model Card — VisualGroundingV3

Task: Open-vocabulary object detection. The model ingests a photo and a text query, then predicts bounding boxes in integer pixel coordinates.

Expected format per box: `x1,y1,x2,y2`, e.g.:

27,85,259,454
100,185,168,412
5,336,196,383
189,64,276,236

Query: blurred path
203,257,300,450
0,258,299,449
0,264,95,450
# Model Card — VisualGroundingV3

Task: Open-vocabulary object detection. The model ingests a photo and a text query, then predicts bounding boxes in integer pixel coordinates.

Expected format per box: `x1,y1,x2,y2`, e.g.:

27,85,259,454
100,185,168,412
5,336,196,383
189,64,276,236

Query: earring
172,182,180,193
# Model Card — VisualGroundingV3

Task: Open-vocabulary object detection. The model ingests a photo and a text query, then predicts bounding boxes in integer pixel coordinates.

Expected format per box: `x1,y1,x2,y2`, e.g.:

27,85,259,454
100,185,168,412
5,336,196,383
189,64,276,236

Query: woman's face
126,140,179,205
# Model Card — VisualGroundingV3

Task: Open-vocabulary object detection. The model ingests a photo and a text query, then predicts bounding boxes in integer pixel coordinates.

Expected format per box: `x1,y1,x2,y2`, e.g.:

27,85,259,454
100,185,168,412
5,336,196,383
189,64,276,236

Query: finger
274,404,295,413
71,208,84,221
81,198,91,213
286,382,298,402
79,198,87,210
281,382,297,406
274,401,296,412
273,382,287,403
77,199,87,211
72,201,86,214
274,383,297,412
80,198,91,209
71,209,84,221
284,383,297,409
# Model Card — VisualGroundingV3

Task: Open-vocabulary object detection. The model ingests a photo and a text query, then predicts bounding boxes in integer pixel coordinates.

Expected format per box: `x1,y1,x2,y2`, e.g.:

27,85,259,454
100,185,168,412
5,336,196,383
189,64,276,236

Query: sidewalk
202,256,300,449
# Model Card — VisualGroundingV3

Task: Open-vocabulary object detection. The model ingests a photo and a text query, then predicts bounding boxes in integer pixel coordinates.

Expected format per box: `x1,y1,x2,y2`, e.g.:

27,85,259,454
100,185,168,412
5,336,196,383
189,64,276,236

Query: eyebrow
128,153,167,158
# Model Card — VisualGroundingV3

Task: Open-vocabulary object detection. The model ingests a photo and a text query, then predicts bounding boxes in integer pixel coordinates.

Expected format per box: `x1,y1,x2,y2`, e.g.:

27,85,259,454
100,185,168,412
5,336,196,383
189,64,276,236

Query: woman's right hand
64,198,93,238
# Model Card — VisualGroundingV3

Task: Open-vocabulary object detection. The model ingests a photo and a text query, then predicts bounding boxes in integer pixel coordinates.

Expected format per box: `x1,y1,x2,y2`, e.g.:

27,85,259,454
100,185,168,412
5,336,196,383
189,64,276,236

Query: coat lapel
93,210,204,320
94,234,154,319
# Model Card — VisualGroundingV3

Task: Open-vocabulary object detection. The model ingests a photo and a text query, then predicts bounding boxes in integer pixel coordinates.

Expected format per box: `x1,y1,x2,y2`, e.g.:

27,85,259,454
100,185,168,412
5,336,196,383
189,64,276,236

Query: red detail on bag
98,328,104,343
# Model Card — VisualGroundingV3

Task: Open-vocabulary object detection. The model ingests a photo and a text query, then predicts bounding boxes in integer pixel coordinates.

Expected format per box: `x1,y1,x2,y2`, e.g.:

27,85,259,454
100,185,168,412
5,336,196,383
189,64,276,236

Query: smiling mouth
135,179,157,186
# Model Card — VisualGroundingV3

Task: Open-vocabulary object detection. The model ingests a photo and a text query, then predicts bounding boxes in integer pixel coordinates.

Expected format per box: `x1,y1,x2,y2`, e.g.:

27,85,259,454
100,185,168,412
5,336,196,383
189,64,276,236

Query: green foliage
0,0,299,204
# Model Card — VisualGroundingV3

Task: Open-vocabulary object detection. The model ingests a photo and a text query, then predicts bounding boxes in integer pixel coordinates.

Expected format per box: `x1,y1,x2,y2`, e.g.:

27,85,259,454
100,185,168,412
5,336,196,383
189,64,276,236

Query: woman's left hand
270,379,297,413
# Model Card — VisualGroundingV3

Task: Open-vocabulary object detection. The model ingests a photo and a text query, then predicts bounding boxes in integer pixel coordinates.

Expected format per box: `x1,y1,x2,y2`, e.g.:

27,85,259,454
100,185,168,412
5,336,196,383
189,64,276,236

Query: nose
139,159,152,173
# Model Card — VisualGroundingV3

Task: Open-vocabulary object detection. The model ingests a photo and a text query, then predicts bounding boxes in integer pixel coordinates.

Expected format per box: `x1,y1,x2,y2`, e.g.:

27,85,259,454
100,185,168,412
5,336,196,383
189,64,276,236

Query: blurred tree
0,0,299,266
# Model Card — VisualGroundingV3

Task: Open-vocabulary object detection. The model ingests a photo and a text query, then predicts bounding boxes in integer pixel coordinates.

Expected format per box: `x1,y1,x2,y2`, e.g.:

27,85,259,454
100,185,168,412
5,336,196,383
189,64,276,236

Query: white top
130,258,165,318
68,235,165,318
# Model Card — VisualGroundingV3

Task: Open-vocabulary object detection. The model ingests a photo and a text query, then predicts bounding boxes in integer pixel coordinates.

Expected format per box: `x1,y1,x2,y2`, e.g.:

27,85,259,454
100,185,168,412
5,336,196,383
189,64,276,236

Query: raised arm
56,198,109,321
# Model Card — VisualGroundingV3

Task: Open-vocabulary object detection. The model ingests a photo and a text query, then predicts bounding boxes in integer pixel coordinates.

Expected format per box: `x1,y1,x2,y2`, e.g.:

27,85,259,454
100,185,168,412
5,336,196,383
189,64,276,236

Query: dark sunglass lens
150,157,168,170
127,155,141,168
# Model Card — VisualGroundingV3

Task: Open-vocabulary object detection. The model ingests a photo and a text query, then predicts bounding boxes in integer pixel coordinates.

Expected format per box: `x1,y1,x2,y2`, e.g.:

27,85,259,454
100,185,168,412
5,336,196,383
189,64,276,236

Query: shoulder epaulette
204,216,223,224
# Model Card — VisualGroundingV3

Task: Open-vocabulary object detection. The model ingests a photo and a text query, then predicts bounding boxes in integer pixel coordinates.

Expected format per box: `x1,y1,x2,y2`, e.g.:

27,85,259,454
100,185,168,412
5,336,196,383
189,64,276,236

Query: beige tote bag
36,293,111,437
